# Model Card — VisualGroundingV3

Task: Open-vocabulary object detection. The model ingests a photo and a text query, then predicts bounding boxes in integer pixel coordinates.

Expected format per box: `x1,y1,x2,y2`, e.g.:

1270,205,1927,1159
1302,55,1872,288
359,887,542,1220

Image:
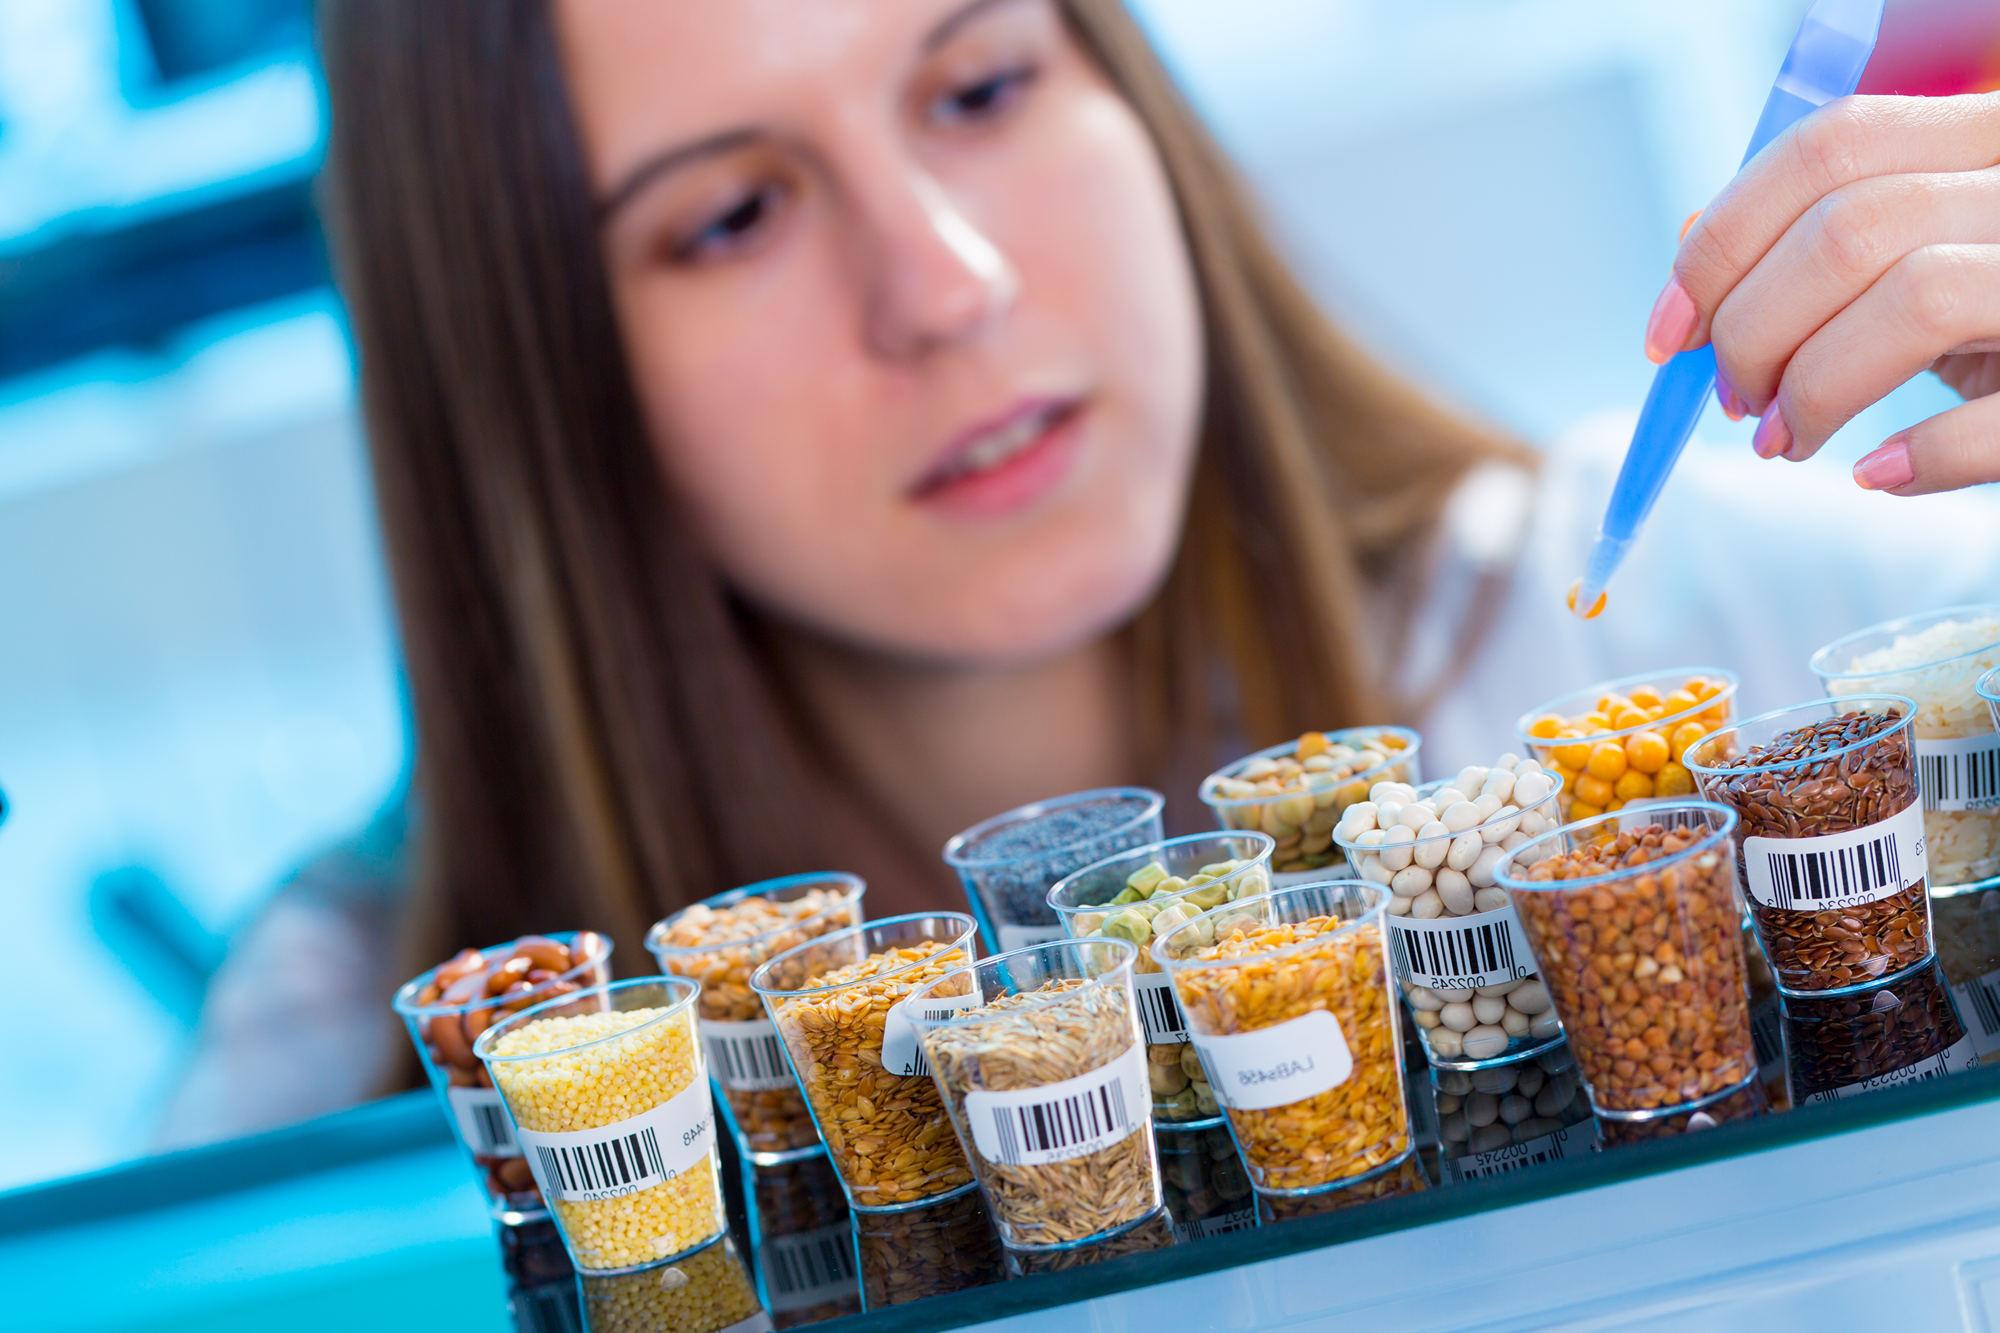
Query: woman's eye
672,183,789,264
929,65,1039,127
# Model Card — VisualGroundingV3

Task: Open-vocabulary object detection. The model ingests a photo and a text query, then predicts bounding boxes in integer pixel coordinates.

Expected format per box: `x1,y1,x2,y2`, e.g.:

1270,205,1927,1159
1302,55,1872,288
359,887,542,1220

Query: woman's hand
1644,91,2000,495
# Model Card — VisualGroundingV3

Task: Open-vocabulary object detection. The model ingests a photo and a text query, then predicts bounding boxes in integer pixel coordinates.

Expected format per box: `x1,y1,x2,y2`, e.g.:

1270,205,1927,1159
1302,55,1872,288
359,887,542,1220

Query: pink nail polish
1715,371,1746,422
1752,404,1792,460
1854,436,1916,491
1644,278,1699,365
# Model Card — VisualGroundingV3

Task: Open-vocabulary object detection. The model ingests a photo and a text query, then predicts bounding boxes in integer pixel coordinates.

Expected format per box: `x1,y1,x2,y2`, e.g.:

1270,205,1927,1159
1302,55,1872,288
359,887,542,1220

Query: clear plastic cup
1515,667,1738,823
1595,1078,1770,1148
1497,801,1758,1120
1334,772,1566,1069
576,1233,767,1333
1153,880,1410,1196
391,930,613,1223
1046,831,1275,1128
1780,959,1978,1105
474,976,726,1275
1812,605,2000,893
853,1185,1004,1311
647,872,866,1165
1430,1041,1597,1184
944,788,1165,953
1001,1208,1174,1276
906,937,1162,1251
1253,1147,1427,1223
1199,726,1423,881
749,912,978,1212
1686,695,1935,996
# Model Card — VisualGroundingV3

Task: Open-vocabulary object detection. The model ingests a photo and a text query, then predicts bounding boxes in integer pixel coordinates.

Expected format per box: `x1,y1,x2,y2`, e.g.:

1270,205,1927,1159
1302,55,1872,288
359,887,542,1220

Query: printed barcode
763,1225,857,1306
1648,807,1714,834
1921,746,2000,812
1136,980,1188,1044
707,1028,793,1090
1390,919,1517,982
471,1102,514,1154
1964,975,2000,1040
1455,1144,1564,1180
1762,833,1900,909
534,1126,665,1200
989,1081,1130,1165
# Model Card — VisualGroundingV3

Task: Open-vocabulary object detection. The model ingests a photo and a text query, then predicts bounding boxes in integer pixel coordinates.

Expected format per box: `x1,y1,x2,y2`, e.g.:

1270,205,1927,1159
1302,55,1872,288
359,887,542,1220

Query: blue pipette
1572,0,1886,617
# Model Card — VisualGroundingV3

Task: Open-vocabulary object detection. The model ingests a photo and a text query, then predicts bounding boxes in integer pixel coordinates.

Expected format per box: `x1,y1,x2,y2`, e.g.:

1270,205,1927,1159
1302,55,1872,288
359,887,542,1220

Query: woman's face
557,0,1204,665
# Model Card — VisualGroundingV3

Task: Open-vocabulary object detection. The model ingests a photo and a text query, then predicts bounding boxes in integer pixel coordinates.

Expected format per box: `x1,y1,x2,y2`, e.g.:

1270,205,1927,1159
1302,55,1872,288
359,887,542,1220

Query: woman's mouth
910,396,1088,517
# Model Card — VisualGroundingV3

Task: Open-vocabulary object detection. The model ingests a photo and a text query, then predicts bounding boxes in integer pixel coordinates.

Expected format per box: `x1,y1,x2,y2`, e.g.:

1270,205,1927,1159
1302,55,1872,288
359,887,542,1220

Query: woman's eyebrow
598,127,761,225
923,0,1032,52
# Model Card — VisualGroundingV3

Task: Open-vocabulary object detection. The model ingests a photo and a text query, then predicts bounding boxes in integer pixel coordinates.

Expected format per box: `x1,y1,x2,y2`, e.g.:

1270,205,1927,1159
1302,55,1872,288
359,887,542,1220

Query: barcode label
967,1044,1149,1167
1444,1119,1595,1183
1635,804,1716,834
1171,1206,1258,1243
1918,736,2000,813
1134,970,1189,1044
1387,905,1537,989
701,1017,795,1092
518,1079,715,1203
997,923,1067,952
879,988,980,1078
1802,1032,1979,1103
759,1221,858,1312
1192,1009,1353,1112
447,1084,519,1157
1744,800,1927,911
1951,967,2000,1058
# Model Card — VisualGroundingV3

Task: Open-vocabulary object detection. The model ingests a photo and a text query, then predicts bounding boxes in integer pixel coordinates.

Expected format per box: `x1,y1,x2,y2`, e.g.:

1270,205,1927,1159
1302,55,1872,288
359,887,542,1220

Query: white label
1192,1009,1352,1112
1443,1118,1595,1183
879,988,981,1078
1918,735,2000,813
700,1016,795,1093
966,1045,1150,1167
1743,800,1928,911
1171,1206,1258,1243
1801,1032,1979,1104
759,1221,857,1313
1952,967,2000,1059
1134,970,1190,1044
447,1084,519,1158
997,922,1067,952
518,1079,715,1203
1387,905,1537,990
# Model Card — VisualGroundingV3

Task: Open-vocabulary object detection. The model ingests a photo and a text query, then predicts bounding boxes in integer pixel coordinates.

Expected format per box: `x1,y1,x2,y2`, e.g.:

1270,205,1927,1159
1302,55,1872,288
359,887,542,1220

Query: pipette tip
1570,536,1628,621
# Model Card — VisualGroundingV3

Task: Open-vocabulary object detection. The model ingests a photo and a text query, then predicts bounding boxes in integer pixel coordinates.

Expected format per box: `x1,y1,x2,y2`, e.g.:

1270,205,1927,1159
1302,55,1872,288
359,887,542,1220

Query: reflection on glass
744,1155,861,1327
576,1235,766,1333
1003,1207,1175,1278
854,1186,1005,1311
1931,887,2000,1062
1254,1148,1428,1224
504,1220,582,1333
1782,960,1979,1105
1596,1080,1770,1149
1158,1125,1258,1243
1431,1042,1597,1185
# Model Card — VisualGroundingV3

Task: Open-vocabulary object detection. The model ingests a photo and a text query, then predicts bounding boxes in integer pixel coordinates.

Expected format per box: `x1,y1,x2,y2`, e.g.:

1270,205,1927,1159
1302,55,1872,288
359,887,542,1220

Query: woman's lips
910,397,1087,518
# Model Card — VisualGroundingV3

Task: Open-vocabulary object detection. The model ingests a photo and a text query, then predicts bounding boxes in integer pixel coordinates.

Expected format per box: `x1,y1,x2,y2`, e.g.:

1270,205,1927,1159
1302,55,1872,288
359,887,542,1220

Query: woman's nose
858,172,1019,361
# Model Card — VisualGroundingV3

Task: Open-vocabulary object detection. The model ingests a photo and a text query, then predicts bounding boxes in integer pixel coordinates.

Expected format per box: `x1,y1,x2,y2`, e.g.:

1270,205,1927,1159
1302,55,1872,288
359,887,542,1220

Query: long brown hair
316,0,1530,1007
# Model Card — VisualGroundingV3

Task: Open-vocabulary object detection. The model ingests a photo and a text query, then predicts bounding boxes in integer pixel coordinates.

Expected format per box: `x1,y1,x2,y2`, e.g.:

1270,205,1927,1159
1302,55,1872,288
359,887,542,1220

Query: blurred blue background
1,0,1996,1192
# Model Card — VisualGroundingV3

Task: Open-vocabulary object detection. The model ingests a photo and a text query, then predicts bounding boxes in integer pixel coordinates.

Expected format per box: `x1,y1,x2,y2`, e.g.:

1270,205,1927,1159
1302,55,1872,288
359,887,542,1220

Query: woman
162,0,2000,1142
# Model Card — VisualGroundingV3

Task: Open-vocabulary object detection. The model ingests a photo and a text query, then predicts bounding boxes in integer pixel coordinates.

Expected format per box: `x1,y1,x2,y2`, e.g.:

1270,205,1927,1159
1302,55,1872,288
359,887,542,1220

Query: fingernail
1854,435,1916,491
1752,401,1792,460
1680,210,1703,242
1644,278,1699,365
1715,370,1746,421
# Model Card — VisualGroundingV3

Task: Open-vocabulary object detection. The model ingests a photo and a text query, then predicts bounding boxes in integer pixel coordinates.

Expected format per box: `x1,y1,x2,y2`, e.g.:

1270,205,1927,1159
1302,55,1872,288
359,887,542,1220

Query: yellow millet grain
490,1005,725,1272
578,1236,764,1333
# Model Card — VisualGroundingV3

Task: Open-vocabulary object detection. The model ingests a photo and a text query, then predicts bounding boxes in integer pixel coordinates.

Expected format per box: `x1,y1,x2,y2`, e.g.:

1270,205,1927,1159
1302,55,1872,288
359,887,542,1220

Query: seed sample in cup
1002,1209,1175,1277
1048,832,1274,1125
912,939,1161,1251
648,873,865,1163
1335,755,1562,1066
1812,606,2000,891
476,977,726,1275
577,1234,766,1333
1517,669,1735,823
1782,961,1978,1104
1499,806,1758,1117
944,788,1165,952
1156,881,1410,1196
1200,727,1422,876
391,931,612,1221
750,912,977,1211
1688,699,1934,995
1595,1079,1769,1148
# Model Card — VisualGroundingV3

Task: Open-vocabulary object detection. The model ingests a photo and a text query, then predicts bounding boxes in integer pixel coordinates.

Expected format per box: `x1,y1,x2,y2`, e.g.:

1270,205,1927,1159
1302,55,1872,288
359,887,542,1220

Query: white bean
1473,793,1503,820
1441,801,1484,834
1500,831,1530,852
1446,831,1483,872
1432,986,1475,1002
1507,980,1553,1015
1496,752,1522,770
1518,810,1550,837
1435,869,1475,915
1341,801,1379,833
1429,788,1468,812
1464,1091,1499,1127
1428,1027,1465,1058
1380,825,1415,872
1406,985,1444,1011
1500,1007,1531,1036
1472,994,1507,1025
1413,822,1452,869
1387,895,1415,916
1481,807,1522,844
1473,887,1511,912
1462,1026,1510,1060
1511,772,1553,807
1439,1001,1476,1033
1374,801,1403,832
1410,889,1444,920
1469,845,1507,888
1530,1011,1562,1039
1475,979,1520,997
1413,1008,1441,1029
1480,770,1516,804
1398,804,1432,832
1392,865,1434,899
